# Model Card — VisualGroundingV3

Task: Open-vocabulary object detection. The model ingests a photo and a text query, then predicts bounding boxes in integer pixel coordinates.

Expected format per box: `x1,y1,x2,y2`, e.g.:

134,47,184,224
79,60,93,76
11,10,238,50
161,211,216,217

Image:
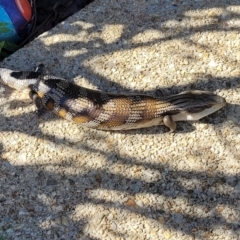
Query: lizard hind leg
163,115,177,132
29,90,47,117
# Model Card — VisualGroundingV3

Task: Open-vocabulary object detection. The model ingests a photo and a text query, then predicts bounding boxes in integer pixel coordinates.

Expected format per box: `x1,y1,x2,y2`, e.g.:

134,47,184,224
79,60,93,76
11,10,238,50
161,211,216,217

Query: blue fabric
0,0,28,32
0,5,20,41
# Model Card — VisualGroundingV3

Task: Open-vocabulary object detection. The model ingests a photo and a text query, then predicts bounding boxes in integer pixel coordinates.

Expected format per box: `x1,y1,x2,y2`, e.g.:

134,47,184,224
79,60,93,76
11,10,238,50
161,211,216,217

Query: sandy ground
0,0,240,239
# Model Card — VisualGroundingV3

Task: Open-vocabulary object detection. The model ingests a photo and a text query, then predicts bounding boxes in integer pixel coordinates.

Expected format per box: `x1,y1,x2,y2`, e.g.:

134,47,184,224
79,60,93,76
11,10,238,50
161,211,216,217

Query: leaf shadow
1,0,240,239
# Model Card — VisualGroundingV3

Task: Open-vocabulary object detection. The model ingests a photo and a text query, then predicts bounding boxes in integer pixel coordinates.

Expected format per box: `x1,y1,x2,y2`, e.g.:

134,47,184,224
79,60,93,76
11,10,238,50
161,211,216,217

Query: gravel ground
0,0,240,239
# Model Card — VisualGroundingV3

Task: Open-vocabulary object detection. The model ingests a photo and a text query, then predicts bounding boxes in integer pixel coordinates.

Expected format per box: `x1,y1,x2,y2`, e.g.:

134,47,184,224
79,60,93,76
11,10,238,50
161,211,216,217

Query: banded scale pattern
0,67,226,131
32,78,226,131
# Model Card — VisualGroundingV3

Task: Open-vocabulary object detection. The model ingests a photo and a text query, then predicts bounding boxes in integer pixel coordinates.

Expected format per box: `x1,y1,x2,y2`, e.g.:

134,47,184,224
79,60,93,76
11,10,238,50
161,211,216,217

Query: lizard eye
29,89,36,100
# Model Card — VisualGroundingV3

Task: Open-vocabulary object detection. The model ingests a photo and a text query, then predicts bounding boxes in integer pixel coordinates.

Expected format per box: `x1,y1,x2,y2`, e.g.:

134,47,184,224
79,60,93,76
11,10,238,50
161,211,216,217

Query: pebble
163,230,172,239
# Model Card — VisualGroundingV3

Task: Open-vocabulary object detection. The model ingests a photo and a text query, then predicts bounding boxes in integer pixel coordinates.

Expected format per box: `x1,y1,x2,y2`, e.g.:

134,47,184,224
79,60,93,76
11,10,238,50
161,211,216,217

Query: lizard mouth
187,105,213,113
187,102,226,113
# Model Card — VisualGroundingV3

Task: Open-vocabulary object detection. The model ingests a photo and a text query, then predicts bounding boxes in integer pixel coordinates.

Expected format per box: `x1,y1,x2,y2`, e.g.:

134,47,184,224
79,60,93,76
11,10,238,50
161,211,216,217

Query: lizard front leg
163,115,176,132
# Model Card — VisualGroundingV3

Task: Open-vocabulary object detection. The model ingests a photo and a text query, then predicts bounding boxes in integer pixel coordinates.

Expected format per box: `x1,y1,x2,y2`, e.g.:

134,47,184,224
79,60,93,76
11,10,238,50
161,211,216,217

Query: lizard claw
35,64,45,74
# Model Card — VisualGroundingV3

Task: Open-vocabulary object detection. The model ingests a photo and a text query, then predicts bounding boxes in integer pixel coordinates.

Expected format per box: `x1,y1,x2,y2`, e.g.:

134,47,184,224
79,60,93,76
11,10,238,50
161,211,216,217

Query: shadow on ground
0,0,240,239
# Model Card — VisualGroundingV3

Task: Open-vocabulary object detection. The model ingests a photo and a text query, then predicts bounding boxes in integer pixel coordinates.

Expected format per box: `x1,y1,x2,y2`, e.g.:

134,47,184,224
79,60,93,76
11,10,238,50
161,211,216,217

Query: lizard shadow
2,99,230,137
2,86,239,137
